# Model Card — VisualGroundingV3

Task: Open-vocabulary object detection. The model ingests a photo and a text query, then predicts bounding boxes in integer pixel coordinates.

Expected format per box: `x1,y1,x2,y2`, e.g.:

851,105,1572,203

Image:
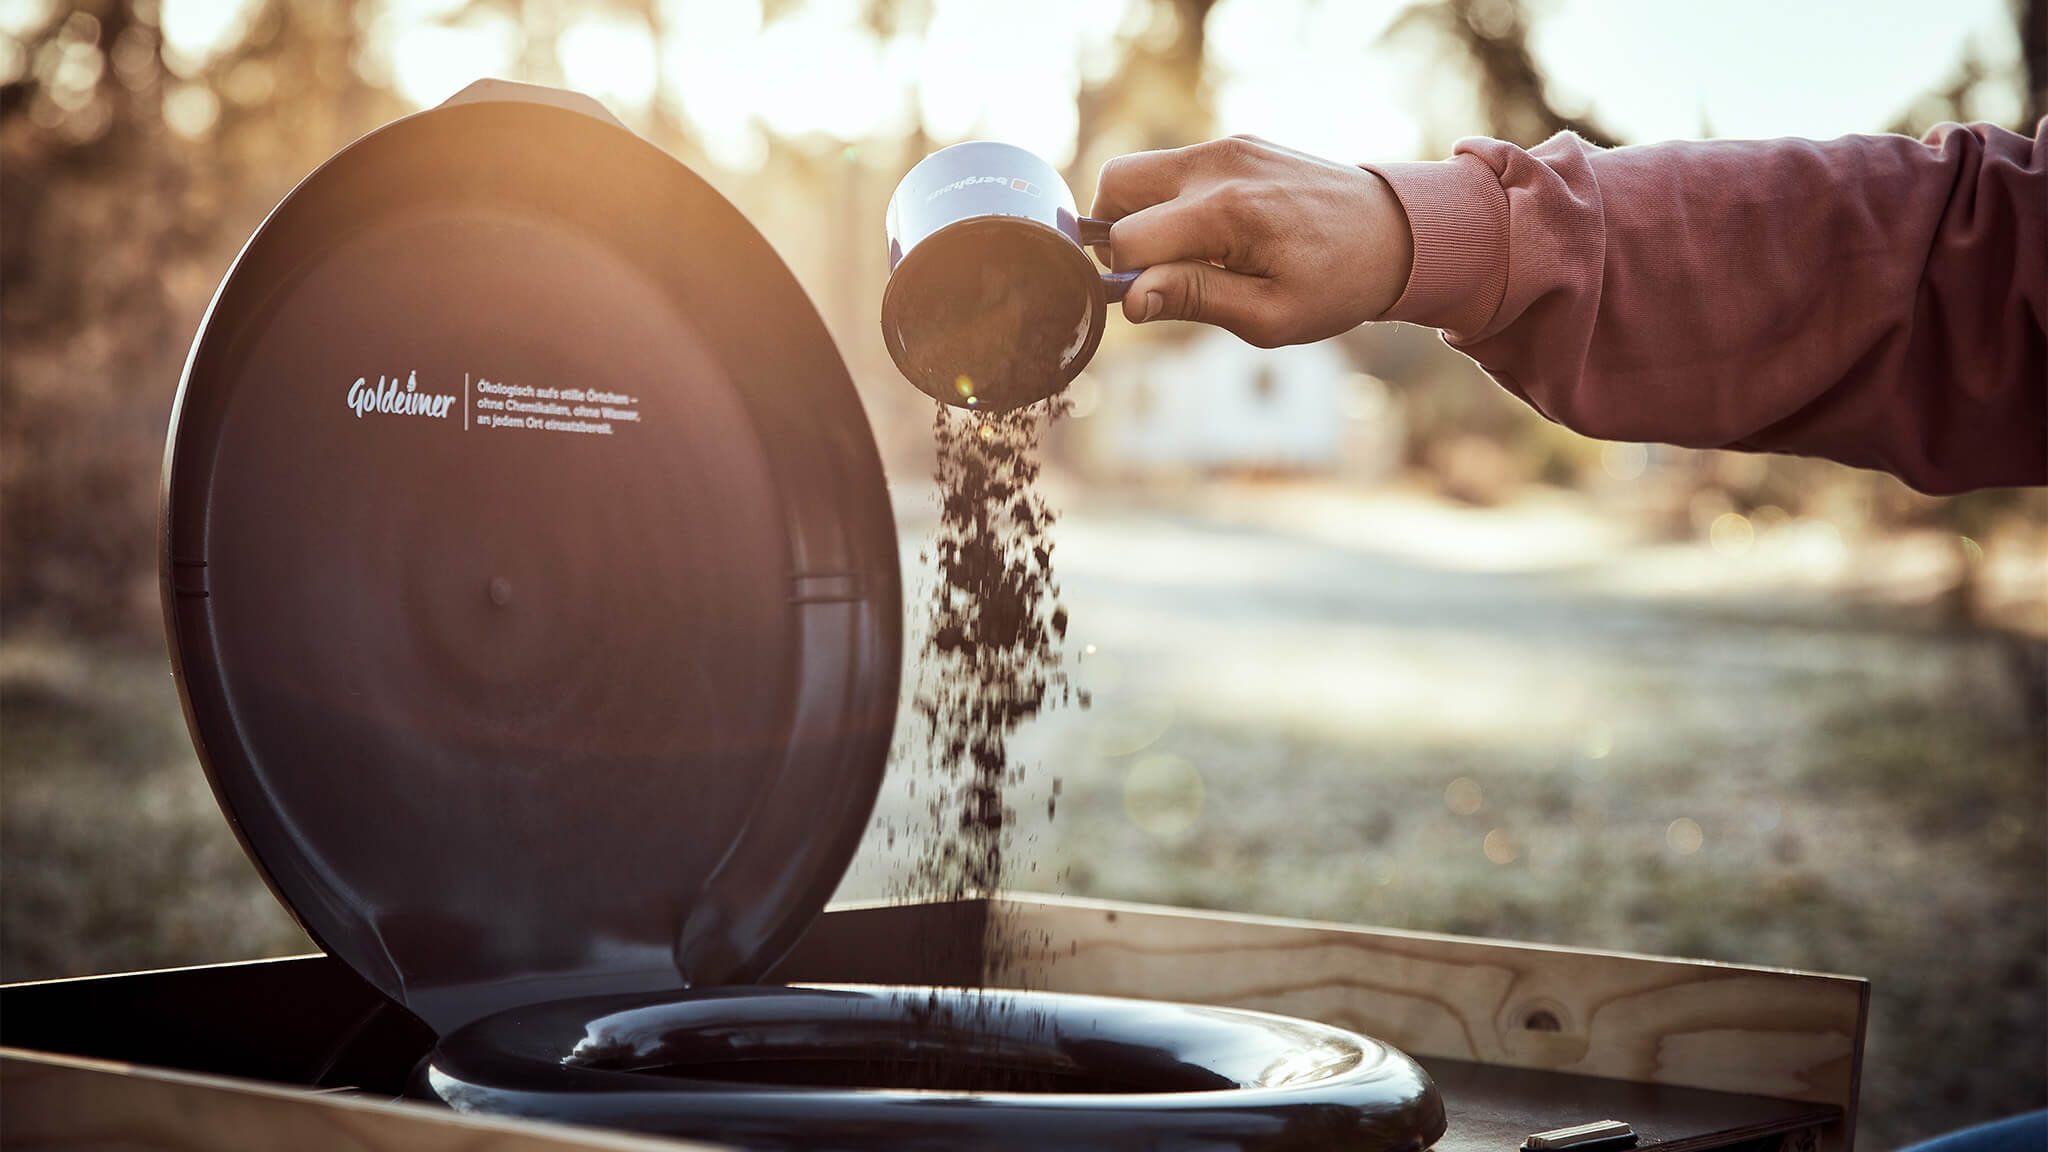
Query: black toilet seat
423,985,1447,1151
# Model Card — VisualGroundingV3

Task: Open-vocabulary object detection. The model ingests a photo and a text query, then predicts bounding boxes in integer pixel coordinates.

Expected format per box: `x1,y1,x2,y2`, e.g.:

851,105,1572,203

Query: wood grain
1,1049,726,1152
982,894,1865,1152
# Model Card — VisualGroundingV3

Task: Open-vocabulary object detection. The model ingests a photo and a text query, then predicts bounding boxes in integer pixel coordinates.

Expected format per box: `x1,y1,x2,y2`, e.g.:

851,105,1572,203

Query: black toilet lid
160,82,901,1033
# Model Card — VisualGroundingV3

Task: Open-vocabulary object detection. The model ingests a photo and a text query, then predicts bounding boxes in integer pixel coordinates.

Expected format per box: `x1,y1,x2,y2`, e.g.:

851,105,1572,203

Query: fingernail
1140,292,1164,322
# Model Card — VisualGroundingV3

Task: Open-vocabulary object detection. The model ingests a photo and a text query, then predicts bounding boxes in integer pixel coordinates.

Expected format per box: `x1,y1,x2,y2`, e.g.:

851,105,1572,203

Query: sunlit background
133,0,2029,160
3,0,2043,1144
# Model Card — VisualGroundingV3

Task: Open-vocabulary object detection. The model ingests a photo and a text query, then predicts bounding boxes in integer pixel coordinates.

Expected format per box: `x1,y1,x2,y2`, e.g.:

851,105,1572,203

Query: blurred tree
1,0,395,641
1069,0,1220,189
1384,0,1618,148
4,0,186,639
1888,0,2041,134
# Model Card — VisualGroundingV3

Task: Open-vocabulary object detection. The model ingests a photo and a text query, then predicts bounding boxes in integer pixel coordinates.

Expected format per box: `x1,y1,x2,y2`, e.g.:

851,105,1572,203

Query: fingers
1089,146,1193,222
1091,135,1278,216
1094,139,1284,272
1123,261,1290,348
1103,198,1237,272
1089,135,1326,346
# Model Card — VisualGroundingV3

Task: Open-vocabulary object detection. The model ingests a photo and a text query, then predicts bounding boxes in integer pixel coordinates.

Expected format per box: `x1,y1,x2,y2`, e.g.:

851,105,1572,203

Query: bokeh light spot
1710,511,1755,555
159,0,258,75
1482,827,1517,864
1444,775,1483,816
1667,817,1704,855
1789,517,1846,570
162,83,218,138
559,13,659,112
390,12,519,108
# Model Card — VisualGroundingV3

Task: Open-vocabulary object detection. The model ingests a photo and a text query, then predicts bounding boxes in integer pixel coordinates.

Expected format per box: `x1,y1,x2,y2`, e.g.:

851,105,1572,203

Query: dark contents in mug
891,227,1092,414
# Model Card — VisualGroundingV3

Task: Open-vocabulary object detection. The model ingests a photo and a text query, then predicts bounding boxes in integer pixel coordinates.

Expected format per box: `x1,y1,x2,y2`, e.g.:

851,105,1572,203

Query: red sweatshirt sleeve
1364,122,2046,494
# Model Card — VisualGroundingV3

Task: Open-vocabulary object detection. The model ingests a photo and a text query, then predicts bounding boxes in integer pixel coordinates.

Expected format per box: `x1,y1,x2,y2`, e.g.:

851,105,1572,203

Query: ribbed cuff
1361,156,1510,338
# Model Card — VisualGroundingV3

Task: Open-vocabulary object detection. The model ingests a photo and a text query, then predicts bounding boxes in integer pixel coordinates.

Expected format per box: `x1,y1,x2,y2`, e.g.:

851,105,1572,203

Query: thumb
1123,261,1278,345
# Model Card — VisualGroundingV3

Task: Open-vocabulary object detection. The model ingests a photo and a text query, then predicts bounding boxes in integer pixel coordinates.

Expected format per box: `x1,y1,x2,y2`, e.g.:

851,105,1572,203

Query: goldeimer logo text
347,372,456,420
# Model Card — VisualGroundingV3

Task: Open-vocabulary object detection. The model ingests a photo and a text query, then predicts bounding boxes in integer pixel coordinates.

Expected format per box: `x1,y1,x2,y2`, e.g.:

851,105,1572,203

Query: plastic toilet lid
159,82,901,1033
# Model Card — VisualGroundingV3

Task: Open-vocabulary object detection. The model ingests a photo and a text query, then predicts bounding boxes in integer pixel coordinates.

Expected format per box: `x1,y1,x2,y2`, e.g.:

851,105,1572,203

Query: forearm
1366,123,2047,494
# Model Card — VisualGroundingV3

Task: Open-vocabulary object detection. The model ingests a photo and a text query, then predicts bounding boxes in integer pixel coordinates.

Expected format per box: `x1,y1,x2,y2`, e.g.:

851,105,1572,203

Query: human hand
1089,136,1415,347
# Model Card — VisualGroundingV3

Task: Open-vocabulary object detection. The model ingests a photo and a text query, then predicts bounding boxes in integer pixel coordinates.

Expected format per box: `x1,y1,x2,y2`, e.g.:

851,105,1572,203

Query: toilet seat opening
425,985,1447,1150
610,1052,1225,1095
556,985,1259,1095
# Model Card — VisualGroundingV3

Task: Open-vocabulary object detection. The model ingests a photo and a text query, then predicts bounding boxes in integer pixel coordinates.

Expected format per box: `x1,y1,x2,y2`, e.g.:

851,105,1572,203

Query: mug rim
879,214,1107,413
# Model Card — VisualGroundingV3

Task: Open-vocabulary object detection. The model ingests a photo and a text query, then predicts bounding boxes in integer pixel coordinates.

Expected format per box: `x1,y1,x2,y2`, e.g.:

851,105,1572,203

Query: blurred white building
1069,330,1401,481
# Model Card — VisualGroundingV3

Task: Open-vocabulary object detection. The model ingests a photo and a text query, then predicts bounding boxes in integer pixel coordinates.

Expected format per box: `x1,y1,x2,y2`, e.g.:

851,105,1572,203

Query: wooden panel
986,895,1865,1152
1,1050,726,1152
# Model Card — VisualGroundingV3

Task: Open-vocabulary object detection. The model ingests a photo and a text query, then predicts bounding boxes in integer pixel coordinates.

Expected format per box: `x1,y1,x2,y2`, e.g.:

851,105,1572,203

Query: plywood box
2,894,1865,1151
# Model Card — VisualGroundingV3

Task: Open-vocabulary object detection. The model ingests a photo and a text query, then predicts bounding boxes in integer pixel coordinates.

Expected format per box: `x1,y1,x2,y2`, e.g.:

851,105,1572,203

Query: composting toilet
158,79,1446,1150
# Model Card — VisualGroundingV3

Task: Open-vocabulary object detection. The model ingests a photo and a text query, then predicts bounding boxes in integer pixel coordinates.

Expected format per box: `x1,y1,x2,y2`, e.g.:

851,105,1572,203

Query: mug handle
1079,217,1143,304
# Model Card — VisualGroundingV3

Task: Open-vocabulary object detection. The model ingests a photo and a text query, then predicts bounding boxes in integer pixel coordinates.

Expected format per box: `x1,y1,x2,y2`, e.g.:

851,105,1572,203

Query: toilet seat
424,985,1446,1151
160,79,903,1038
160,79,1446,1151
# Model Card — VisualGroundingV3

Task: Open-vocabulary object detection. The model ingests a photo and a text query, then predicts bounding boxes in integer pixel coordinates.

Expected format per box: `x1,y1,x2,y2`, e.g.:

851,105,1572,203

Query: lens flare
1709,512,1754,555
1482,827,1517,864
1667,817,1704,855
1444,776,1483,816
954,374,976,398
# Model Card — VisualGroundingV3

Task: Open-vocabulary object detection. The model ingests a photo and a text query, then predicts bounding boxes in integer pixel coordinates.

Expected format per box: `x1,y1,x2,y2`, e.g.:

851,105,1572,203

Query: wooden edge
994,894,1869,980
1,1049,726,1152
0,950,328,989
1843,977,1869,1152
982,893,1864,1147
